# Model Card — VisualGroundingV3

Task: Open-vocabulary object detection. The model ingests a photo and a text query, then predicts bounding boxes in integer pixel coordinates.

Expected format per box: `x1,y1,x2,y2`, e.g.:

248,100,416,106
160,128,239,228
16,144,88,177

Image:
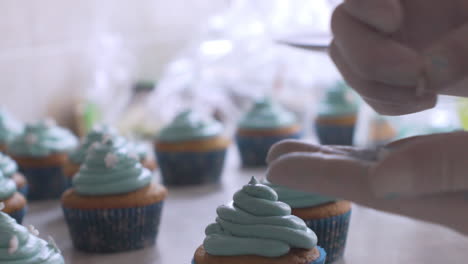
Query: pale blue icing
8,120,78,157
157,110,223,142
317,82,358,118
0,110,23,145
203,177,317,257
73,139,153,196
0,210,64,264
0,153,18,178
239,98,297,129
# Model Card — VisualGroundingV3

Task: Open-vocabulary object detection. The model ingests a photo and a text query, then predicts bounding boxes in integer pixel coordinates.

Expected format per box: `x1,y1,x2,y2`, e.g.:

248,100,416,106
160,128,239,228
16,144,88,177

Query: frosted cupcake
0,171,27,224
64,125,157,182
155,110,230,186
0,110,23,152
315,82,358,146
262,179,351,263
0,204,64,263
0,152,28,197
236,98,301,167
8,120,78,200
62,139,168,253
193,177,326,264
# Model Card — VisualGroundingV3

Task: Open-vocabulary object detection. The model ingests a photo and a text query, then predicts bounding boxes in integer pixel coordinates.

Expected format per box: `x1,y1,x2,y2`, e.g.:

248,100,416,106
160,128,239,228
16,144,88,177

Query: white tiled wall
0,0,227,122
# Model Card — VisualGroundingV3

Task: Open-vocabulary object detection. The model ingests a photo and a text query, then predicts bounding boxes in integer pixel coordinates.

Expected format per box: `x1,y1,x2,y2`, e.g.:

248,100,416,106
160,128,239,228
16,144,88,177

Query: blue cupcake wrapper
303,210,351,264
156,149,227,186
9,206,27,224
62,201,164,253
315,124,355,146
17,184,29,198
18,166,67,201
236,131,301,167
191,246,326,264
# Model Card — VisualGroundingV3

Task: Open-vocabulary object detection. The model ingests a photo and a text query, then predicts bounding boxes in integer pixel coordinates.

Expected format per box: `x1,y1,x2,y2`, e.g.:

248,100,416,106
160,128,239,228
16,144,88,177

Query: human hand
266,133,468,235
329,0,468,115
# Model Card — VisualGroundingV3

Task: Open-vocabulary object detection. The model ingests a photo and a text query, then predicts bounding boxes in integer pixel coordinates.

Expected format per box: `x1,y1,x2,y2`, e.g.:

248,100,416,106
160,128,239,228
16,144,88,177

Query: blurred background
0,0,466,145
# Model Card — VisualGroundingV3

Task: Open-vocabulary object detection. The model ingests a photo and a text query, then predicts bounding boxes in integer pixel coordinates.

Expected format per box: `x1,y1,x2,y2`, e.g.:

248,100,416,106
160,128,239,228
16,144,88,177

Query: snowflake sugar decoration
0,202,5,211
25,133,38,145
104,153,119,168
48,236,61,253
8,235,18,254
27,225,40,236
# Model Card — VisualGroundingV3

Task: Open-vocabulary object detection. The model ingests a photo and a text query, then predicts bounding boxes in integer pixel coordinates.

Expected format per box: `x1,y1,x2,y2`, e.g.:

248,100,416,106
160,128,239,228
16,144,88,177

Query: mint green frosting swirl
262,179,335,208
203,177,317,257
0,153,18,179
9,120,78,157
73,139,153,196
0,110,23,145
239,98,297,129
0,171,16,200
0,211,64,264
69,125,125,164
318,82,358,118
157,110,223,142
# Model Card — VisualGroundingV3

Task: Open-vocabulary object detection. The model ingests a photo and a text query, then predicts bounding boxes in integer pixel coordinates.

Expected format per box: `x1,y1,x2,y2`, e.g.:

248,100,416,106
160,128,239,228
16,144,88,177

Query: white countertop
24,150,468,264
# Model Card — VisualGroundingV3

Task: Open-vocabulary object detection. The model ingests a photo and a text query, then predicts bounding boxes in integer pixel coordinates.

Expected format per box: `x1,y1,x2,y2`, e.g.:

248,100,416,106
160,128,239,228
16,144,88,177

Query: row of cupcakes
0,110,158,202
0,131,349,262
154,89,358,187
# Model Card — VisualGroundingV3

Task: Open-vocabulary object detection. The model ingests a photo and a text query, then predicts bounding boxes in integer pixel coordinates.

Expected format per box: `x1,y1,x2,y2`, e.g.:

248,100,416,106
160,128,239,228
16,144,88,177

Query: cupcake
0,203,64,263
0,152,28,197
64,125,157,182
62,139,168,253
193,177,326,264
0,171,27,224
0,110,23,152
8,120,78,200
263,179,351,263
236,98,301,167
155,110,230,186
315,82,358,146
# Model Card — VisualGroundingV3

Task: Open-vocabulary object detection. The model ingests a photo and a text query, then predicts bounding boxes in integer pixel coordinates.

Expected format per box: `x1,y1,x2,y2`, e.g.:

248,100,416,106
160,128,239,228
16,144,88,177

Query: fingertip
266,140,321,164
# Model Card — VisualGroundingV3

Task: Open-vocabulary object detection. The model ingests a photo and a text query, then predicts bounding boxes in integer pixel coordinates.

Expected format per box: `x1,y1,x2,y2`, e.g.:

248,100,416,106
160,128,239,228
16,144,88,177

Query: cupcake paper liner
19,166,67,200
9,206,27,224
17,184,29,198
236,132,301,167
303,210,351,264
156,149,227,186
62,201,164,253
191,246,326,264
315,124,355,146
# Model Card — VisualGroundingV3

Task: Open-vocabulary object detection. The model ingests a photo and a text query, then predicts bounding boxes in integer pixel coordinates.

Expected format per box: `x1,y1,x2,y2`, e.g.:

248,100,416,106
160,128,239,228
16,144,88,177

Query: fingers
371,131,468,197
342,0,403,33
331,5,423,86
330,43,437,115
266,152,374,204
424,23,468,93
266,140,351,164
361,192,468,235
